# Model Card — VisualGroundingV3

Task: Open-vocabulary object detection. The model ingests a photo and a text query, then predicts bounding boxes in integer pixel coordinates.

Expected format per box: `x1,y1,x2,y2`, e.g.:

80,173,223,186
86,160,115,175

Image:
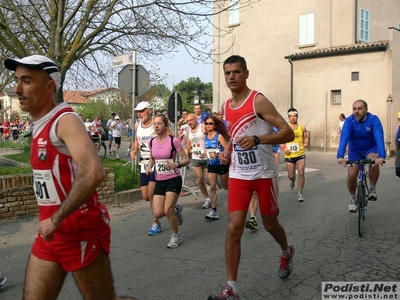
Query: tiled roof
285,40,389,60
83,87,120,97
63,90,87,104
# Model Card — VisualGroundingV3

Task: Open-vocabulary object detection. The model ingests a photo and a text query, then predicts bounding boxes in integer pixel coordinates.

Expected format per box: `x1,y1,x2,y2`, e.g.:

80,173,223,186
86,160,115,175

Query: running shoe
116,154,120,159
175,204,183,225
349,197,357,213
126,148,130,157
205,210,220,220
0,272,7,287
167,234,182,248
148,222,162,236
278,243,295,280
245,217,258,230
367,189,378,201
108,150,112,155
202,198,212,209
208,285,239,300
296,193,304,202
289,178,296,190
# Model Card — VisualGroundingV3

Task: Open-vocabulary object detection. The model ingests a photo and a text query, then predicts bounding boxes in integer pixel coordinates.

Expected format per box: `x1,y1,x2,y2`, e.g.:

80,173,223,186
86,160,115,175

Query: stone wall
0,168,115,220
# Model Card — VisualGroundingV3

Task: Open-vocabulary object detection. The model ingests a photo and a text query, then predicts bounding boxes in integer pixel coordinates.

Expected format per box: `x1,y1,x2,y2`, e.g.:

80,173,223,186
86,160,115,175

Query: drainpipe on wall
354,0,359,43
288,58,293,108
386,94,393,157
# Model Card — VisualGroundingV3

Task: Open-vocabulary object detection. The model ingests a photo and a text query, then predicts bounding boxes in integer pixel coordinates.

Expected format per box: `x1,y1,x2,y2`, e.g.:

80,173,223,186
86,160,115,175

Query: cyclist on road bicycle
337,99,385,212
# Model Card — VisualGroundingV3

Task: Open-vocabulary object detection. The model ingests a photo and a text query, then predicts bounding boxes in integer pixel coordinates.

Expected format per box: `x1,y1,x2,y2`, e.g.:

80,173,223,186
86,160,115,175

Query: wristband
177,163,182,168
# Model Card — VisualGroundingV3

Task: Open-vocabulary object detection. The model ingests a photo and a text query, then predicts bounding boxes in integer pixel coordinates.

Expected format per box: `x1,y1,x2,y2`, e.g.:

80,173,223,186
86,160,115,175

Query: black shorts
154,176,182,196
113,137,121,145
285,155,306,164
207,163,229,175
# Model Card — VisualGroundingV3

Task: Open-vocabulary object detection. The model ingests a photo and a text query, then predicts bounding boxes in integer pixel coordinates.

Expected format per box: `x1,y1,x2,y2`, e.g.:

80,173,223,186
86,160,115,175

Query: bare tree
0,0,257,102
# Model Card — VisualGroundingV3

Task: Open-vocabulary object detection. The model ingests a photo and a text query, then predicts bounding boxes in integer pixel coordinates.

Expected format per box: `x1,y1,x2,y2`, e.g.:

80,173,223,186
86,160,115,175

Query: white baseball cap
115,115,120,119
4,55,61,92
133,101,152,111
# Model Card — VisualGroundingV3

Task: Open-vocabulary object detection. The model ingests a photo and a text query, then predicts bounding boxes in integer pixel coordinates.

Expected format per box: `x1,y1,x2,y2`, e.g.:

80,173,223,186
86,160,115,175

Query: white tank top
137,122,156,160
188,125,206,160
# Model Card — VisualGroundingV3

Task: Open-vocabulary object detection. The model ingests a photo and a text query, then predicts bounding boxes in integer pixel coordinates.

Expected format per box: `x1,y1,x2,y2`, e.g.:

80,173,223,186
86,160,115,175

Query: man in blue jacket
337,99,385,212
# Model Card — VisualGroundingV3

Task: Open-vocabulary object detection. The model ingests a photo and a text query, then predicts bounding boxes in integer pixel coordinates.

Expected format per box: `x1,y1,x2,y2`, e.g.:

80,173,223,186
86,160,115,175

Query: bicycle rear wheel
356,182,365,237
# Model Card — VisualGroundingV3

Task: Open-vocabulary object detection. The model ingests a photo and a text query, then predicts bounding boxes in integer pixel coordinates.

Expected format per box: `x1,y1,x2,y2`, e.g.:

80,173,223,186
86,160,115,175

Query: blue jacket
337,112,386,159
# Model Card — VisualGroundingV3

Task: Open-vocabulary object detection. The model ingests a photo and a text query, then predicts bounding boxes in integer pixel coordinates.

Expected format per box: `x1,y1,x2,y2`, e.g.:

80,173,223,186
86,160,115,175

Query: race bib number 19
33,169,61,206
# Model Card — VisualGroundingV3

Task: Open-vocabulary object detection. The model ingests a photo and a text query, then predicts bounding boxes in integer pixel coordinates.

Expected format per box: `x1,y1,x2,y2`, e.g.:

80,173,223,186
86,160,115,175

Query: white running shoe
349,197,357,213
0,272,7,287
205,210,220,220
167,235,182,248
202,198,212,209
297,193,304,202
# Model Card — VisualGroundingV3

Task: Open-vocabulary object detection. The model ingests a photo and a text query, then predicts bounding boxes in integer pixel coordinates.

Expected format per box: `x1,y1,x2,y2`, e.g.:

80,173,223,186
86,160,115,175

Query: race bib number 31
33,169,61,206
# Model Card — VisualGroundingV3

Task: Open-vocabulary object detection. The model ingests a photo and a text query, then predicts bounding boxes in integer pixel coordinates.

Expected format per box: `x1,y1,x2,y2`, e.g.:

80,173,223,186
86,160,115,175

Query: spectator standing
106,112,116,155
110,115,125,158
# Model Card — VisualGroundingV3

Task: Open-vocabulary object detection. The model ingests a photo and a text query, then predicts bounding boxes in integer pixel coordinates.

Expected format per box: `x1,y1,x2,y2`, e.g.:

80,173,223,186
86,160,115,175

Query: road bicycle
346,158,376,237
92,134,107,161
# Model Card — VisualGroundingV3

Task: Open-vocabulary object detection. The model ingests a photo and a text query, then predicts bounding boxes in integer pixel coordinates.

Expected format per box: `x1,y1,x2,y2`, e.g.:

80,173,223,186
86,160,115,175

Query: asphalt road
0,150,399,300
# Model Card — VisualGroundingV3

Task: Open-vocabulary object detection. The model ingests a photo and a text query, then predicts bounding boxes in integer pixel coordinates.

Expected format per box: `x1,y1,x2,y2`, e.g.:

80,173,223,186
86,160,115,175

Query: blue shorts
348,146,378,161
108,133,113,141
140,171,156,186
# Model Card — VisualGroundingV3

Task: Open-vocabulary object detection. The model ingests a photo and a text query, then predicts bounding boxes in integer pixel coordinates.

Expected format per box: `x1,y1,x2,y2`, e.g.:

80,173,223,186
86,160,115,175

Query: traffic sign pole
131,51,137,173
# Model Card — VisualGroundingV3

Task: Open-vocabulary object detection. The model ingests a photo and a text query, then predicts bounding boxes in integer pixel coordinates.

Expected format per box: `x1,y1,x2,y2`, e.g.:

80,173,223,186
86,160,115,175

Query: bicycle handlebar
346,158,385,167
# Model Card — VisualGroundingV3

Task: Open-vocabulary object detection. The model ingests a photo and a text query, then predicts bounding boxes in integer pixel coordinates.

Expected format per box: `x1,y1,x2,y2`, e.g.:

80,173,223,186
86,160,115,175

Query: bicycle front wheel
99,142,107,160
356,182,365,237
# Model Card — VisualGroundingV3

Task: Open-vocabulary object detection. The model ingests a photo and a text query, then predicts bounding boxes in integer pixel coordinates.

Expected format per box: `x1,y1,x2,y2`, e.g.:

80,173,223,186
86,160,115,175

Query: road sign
167,92,182,123
118,65,150,96
112,52,135,68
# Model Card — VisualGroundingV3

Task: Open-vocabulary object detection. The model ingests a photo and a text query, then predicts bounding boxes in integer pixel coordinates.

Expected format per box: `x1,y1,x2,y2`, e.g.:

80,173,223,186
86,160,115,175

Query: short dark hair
223,55,248,71
340,113,345,119
287,108,298,115
354,99,368,109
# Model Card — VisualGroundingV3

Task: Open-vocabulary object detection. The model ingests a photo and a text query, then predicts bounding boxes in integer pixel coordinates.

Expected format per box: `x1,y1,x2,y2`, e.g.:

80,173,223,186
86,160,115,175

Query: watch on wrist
253,135,260,145
177,163,182,168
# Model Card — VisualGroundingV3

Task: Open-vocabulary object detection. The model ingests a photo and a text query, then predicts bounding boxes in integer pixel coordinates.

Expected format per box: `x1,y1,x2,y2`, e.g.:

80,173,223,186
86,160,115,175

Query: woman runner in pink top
146,114,190,248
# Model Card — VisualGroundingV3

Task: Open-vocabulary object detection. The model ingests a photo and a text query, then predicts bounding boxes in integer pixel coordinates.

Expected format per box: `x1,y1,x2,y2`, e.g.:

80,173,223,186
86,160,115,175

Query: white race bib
155,159,175,174
287,143,300,153
232,144,264,173
192,146,204,159
206,148,220,160
140,160,152,173
33,169,61,206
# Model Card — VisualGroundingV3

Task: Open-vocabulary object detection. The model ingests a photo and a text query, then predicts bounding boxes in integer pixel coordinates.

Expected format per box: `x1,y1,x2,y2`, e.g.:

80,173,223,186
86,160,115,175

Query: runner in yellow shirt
282,108,309,202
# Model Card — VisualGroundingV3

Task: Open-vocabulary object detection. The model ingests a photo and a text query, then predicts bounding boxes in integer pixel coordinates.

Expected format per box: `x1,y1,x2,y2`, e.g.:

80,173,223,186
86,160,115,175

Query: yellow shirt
284,123,305,158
